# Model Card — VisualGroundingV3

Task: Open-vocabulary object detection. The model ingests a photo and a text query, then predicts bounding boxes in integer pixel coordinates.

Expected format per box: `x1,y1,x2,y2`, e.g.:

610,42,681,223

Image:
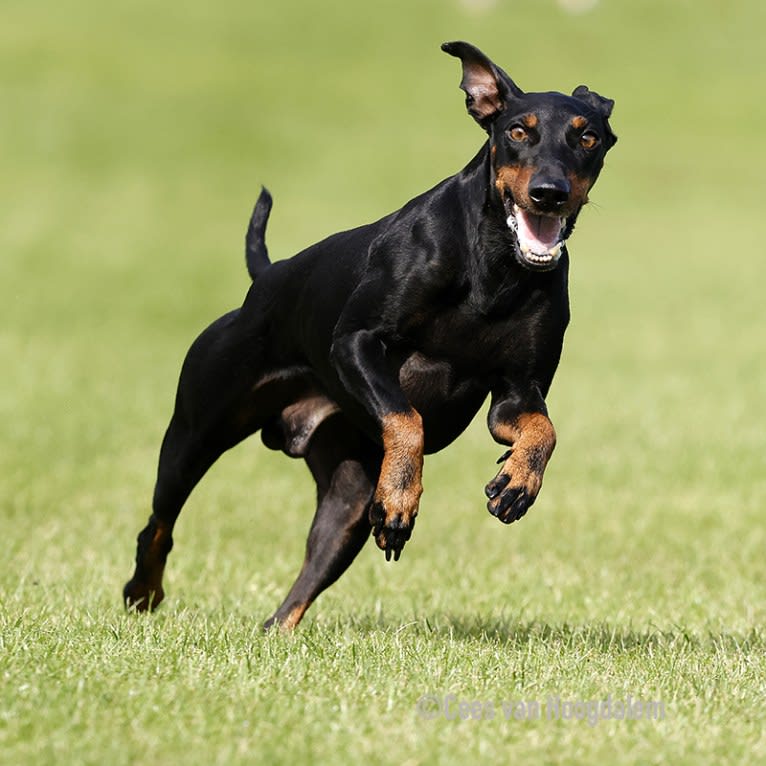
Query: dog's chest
398,351,468,402
405,296,550,371
397,351,488,451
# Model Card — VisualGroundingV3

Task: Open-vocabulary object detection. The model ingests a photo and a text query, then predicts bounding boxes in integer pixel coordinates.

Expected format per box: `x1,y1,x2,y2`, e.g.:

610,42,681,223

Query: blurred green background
3,0,763,511
2,0,765,763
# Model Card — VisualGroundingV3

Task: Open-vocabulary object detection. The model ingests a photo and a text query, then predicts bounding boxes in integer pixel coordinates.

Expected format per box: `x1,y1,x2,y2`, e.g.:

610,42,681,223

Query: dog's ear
572,85,618,146
442,41,523,131
572,85,614,117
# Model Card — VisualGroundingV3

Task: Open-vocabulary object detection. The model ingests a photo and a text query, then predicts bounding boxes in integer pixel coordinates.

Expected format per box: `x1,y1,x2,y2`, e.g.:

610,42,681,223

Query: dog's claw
496,449,512,465
486,472,536,524
378,530,408,560
485,472,510,500
510,492,531,520
370,502,414,560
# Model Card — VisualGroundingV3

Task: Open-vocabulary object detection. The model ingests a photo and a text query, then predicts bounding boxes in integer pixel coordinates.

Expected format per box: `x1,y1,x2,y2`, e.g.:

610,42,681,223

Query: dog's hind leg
122,417,214,611
123,311,267,612
263,415,380,630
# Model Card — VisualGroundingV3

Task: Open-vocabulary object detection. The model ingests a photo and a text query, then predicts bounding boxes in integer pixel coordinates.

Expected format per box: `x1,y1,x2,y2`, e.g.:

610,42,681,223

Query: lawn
1,1,765,763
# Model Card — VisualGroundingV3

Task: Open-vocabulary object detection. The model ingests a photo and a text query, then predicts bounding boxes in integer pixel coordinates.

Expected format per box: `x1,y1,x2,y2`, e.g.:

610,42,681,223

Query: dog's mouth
505,203,567,271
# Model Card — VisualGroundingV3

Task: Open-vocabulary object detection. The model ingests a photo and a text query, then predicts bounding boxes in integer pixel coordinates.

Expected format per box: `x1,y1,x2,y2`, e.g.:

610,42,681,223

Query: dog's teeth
548,243,562,258
520,244,530,255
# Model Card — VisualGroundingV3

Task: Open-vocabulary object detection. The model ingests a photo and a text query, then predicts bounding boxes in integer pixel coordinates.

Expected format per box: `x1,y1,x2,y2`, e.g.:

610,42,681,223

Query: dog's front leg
331,327,423,561
484,382,557,524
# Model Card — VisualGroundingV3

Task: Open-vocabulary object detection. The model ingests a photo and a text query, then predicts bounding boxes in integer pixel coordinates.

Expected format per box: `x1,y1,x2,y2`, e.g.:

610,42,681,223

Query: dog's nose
528,178,570,210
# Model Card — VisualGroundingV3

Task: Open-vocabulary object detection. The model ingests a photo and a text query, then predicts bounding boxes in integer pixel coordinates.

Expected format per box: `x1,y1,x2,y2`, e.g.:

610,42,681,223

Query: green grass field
2,0,765,763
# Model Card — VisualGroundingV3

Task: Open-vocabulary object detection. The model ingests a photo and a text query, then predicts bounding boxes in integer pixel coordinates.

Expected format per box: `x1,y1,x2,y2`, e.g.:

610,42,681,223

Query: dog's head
442,41,617,272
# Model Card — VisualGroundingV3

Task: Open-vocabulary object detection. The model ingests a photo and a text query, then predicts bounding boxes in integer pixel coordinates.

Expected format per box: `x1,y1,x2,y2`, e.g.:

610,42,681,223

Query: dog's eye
507,125,528,142
580,131,600,150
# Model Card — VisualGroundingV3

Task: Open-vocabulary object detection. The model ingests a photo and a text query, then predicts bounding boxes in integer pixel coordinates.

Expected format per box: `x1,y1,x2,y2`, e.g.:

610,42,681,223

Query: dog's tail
245,187,273,280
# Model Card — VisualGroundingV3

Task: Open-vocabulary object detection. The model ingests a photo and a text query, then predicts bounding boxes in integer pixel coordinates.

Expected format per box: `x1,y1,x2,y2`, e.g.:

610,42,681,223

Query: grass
3,602,764,764
2,0,765,763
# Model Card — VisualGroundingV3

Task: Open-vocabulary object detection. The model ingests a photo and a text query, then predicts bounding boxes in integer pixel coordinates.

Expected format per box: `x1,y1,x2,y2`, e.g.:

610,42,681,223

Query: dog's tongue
515,209,563,254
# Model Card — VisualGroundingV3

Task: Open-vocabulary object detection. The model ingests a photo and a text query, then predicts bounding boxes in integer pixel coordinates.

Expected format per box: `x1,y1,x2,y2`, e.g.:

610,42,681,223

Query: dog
123,41,616,629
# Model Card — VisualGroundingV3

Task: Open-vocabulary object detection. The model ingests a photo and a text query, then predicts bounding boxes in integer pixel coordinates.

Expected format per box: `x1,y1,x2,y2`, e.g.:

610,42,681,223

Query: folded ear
572,85,614,117
441,41,523,131
572,85,617,146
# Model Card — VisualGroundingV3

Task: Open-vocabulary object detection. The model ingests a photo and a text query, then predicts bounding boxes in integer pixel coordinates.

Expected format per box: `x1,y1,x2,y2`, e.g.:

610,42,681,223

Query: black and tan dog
123,41,616,628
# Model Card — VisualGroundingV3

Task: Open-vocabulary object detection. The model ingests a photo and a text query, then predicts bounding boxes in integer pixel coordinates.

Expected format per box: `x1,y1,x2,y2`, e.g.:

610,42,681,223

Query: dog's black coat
124,42,616,628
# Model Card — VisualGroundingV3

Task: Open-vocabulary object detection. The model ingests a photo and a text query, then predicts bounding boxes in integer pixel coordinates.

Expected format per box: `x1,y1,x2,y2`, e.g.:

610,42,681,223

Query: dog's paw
369,501,415,561
123,579,164,612
484,467,540,524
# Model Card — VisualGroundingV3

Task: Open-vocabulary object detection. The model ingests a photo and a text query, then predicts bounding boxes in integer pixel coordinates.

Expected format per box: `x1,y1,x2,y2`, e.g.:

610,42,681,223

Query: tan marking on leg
279,602,309,631
150,521,170,549
493,412,556,497
279,395,341,456
124,518,172,611
375,410,424,526
142,520,172,608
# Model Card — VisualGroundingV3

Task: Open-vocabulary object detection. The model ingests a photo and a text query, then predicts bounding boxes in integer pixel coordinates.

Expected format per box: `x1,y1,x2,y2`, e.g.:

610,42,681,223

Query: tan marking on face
374,410,424,537
567,172,594,207
492,412,557,498
522,113,538,129
495,164,535,209
571,115,588,130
